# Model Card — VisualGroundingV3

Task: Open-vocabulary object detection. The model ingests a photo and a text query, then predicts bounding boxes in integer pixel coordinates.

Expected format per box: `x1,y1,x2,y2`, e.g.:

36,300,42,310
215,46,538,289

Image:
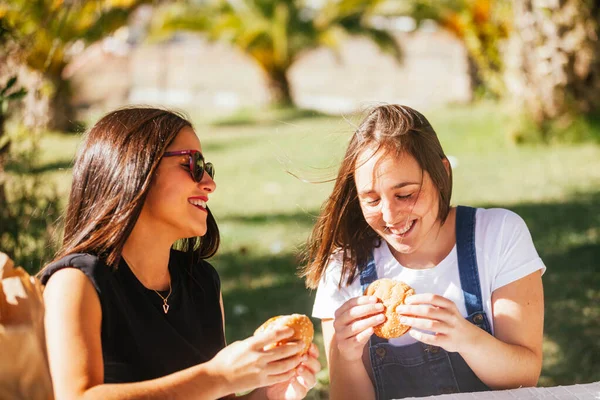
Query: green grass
8,101,600,395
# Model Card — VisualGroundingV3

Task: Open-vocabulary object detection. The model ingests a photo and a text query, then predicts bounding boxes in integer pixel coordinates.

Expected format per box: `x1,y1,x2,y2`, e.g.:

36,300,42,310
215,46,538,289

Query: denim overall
360,206,492,399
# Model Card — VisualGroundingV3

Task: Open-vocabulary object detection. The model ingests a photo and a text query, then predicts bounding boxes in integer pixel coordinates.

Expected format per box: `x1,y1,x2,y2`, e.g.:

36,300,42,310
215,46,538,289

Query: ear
442,157,451,176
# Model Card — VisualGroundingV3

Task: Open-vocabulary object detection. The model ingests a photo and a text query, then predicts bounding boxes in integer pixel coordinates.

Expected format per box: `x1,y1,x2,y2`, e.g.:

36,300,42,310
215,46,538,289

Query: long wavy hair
301,105,452,289
41,107,219,272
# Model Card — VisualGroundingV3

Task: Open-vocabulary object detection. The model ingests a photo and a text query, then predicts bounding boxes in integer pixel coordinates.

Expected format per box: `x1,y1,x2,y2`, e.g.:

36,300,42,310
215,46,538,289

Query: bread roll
364,278,415,339
254,314,314,354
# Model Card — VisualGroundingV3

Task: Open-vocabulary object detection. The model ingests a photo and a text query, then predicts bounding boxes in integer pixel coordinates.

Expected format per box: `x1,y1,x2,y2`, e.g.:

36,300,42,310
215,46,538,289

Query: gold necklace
154,282,172,314
123,256,172,314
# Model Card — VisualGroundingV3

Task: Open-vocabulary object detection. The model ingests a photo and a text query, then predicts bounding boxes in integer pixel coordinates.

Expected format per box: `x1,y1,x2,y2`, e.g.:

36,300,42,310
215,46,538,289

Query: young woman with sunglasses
301,105,545,400
39,107,320,400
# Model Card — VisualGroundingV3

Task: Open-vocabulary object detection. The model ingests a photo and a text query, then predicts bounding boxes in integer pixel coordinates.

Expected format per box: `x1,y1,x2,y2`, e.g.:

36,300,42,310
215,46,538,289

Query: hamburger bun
254,314,314,354
364,278,415,339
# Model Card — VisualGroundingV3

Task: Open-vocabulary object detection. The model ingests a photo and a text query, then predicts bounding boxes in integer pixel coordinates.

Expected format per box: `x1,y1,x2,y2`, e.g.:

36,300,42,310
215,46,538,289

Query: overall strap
359,252,378,294
359,251,388,349
455,206,491,333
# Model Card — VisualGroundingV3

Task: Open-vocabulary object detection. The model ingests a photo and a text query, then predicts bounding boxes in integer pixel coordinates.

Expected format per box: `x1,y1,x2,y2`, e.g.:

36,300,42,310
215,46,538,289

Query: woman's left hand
265,343,321,400
395,293,481,353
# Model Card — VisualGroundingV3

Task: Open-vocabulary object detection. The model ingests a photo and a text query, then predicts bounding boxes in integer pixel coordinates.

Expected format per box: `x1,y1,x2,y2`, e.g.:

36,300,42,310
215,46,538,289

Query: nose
199,172,216,193
380,198,398,225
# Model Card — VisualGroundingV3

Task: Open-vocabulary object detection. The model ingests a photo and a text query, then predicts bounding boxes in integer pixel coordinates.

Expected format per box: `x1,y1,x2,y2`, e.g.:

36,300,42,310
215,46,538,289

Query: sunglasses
163,150,215,183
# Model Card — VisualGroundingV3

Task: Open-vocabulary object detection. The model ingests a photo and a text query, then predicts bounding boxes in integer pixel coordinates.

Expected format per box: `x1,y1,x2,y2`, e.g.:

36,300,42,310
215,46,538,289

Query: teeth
389,220,414,235
399,220,413,234
188,199,207,208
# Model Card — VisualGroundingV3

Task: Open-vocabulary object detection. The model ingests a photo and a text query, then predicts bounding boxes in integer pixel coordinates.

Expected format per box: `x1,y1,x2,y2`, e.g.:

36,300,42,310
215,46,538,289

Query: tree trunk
508,0,600,137
467,54,484,97
0,112,11,225
266,67,293,108
46,72,77,132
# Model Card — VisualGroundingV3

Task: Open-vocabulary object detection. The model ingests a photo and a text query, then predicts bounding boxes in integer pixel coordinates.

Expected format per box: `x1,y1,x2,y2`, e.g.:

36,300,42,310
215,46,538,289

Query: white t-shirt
312,207,546,346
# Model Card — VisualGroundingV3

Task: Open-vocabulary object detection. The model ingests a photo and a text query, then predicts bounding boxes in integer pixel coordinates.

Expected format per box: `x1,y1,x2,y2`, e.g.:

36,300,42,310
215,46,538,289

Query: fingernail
376,314,385,322
370,296,378,303
400,317,407,324
396,305,405,313
375,303,384,311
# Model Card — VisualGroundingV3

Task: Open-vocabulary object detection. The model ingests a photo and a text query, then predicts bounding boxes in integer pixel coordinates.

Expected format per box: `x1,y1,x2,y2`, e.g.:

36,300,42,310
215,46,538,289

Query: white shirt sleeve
311,253,361,319
491,209,546,291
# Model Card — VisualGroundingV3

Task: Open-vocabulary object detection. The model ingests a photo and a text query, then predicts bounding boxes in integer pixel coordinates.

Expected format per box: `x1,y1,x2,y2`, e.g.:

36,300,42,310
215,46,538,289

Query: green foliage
1,125,62,274
1,0,151,74
0,76,27,116
509,111,600,144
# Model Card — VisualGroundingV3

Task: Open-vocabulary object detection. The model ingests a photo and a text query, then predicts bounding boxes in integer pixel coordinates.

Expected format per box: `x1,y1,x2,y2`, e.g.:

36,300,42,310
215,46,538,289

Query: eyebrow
358,181,420,196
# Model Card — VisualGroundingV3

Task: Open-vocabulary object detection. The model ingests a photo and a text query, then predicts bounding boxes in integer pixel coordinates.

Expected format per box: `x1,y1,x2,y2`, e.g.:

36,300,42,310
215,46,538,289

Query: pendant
163,303,169,314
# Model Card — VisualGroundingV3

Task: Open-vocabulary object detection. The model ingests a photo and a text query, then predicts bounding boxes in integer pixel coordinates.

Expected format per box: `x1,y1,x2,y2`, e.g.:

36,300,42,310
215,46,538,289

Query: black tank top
40,250,226,383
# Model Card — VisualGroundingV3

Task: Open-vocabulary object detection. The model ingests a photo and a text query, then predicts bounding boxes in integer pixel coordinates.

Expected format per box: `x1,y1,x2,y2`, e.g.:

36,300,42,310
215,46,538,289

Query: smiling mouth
188,198,207,212
385,219,416,237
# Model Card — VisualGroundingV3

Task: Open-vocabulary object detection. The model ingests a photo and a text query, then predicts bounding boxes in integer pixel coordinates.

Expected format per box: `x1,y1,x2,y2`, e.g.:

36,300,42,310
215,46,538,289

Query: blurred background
0,0,599,397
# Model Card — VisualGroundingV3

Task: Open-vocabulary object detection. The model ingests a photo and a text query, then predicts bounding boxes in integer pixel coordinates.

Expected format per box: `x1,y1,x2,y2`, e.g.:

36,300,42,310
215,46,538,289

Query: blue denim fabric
359,206,491,399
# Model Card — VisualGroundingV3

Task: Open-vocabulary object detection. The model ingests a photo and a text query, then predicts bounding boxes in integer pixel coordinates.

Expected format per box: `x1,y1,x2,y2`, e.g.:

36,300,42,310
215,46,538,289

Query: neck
391,207,457,270
122,221,175,291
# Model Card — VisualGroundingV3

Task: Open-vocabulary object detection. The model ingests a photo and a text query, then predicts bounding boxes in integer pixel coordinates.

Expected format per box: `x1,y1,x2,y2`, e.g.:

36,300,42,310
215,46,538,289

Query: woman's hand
333,296,385,362
265,343,321,400
206,327,305,395
395,293,480,353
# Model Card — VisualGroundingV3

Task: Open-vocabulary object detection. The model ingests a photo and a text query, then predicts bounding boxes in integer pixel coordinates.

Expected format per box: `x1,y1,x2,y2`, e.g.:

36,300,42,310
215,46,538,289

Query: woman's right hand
206,327,305,395
333,296,385,361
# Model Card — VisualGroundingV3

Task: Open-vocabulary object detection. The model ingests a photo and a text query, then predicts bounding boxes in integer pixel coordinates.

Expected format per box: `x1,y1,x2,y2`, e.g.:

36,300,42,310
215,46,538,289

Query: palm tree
153,0,402,107
403,0,511,98
509,0,600,141
1,0,151,131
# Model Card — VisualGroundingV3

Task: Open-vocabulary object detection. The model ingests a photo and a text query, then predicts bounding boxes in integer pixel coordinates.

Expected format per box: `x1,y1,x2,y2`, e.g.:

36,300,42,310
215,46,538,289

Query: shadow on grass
217,210,318,226
209,107,331,128
480,191,600,386
200,135,261,154
212,250,315,341
5,160,73,174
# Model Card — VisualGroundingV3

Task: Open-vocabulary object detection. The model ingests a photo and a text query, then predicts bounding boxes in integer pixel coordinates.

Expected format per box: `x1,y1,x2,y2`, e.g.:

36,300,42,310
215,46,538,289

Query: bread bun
254,314,314,354
364,278,415,339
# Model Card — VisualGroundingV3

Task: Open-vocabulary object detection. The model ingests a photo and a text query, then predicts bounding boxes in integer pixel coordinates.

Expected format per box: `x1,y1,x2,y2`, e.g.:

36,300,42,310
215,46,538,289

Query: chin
387,239,414,255
193,227,208,237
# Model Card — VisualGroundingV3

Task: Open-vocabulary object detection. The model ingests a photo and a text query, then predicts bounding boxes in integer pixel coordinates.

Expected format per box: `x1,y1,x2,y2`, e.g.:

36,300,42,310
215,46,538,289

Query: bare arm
321,294,387,400
398,270,544,389
322,319,375,400
460,270,544,388
44,268,302,400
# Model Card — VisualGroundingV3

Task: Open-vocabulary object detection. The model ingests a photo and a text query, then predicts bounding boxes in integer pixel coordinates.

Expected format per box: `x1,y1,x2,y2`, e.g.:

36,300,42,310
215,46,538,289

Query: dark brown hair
42,107,219,271
301,105,452,289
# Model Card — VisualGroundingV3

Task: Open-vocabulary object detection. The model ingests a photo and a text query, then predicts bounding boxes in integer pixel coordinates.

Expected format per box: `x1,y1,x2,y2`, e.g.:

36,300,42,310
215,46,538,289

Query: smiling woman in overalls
302,105,545,400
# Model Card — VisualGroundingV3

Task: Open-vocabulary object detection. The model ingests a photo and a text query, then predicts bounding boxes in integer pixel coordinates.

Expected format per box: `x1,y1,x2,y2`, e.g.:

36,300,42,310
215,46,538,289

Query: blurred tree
0,0,151,131
0,24,26,230
404,0,511,98
152,0,402,107
509,0,600,141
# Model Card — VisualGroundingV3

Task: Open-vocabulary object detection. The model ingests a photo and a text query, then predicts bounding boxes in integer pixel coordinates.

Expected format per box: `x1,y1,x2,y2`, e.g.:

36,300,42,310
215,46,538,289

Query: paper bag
0,252,54,400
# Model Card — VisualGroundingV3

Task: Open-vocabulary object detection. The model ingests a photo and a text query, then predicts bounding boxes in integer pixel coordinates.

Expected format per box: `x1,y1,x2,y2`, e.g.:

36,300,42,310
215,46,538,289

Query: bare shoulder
43,267,100,310
44,267,104,397
43,267,102,341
